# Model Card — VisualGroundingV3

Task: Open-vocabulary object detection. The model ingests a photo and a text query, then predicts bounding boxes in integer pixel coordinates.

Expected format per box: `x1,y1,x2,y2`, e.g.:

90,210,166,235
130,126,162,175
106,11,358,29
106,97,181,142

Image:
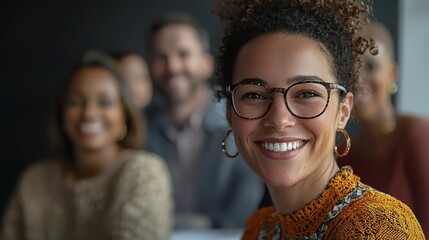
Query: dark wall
0,0,398,221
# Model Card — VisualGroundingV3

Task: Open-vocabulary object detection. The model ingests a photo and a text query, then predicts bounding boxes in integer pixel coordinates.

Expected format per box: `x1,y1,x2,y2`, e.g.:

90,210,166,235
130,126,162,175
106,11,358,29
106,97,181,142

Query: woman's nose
261,93,296,130
82,103,99,120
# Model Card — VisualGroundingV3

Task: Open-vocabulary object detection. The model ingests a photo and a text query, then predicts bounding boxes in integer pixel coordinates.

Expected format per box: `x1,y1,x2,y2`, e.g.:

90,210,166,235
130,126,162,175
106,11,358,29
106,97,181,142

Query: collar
262,167,361,238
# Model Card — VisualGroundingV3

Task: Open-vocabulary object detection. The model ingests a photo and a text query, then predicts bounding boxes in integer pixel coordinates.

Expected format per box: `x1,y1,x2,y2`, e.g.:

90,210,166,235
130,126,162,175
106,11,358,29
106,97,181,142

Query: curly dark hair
213,0,377,101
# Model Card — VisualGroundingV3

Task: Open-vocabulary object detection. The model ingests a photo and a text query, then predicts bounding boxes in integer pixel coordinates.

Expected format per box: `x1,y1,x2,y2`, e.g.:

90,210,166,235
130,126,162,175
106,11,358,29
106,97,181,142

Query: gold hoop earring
335,128,351,158
118,124,128,141
389,83,398,94
221,130,239,158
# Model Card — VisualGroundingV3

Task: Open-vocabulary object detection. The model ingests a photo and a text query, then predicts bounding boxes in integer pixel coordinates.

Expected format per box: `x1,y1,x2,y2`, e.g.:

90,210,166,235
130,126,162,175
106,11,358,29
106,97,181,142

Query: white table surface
171,228,243,240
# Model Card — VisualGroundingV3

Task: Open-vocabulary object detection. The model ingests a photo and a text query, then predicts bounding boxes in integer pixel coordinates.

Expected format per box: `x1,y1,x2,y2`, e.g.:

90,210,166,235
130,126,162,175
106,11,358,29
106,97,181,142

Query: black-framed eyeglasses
226,79,347,120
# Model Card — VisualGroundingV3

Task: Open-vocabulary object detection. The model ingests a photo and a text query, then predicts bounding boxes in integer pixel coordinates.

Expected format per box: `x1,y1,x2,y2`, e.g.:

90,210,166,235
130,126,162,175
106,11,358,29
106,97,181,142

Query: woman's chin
260,168,300,189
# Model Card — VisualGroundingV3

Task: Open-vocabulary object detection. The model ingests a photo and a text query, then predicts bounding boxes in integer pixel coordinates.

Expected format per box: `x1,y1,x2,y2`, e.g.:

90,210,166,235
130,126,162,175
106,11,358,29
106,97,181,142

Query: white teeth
261,141,304,152
80,122,103,134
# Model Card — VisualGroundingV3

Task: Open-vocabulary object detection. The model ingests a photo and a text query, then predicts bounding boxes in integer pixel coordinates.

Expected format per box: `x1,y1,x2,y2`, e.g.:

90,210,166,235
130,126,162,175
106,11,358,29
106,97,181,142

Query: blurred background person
111,52,153,148
0,52,172,240
145,12,264,229
111,52,153,111
346,22,429,237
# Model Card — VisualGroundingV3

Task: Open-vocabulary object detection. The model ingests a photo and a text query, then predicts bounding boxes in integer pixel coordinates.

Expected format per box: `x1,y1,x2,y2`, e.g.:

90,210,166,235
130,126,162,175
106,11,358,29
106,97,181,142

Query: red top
346,115,429,238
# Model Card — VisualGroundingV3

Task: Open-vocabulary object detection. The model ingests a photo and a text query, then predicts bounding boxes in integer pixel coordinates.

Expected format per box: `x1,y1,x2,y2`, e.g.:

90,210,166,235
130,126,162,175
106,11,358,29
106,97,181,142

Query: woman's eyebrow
236,75,325,85
287,75,325,84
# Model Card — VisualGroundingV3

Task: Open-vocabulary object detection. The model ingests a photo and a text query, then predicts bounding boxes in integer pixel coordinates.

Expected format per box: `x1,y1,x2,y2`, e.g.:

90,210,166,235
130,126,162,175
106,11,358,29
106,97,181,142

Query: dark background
0,0,398,222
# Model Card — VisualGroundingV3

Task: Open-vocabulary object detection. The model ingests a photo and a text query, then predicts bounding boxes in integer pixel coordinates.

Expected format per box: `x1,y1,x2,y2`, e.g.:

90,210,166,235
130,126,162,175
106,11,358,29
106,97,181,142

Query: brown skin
149,23,213,129
228,33,353,214
63,67,126,181
118,54,153,110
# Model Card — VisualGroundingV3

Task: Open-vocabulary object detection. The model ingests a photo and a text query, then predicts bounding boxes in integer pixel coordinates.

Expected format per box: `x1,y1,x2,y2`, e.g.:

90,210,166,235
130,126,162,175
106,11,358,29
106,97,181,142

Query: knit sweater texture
1,150,172,240
243,167,425,240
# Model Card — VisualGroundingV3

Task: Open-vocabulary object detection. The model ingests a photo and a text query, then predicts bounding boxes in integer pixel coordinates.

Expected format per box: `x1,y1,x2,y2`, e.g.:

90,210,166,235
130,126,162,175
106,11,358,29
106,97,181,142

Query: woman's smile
256,138,308,160
78,121,105,136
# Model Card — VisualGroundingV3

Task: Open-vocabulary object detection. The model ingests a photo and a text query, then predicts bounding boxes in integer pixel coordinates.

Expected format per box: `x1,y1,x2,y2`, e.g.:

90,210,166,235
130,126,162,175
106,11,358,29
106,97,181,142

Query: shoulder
407,117,429,139
398,115,429,166
18,160,61,187
23,159,60,174
242,206,276,239
113,151,172,212
119,150,170,185
327,188,425,239
348,189,417,217
124,150,168,172
12,160,62,201
398,115,429,137
204,99,230,130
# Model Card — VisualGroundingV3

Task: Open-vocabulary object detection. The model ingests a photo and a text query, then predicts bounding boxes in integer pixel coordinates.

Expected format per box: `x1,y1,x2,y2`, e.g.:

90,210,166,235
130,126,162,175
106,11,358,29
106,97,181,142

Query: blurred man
145,12,264,229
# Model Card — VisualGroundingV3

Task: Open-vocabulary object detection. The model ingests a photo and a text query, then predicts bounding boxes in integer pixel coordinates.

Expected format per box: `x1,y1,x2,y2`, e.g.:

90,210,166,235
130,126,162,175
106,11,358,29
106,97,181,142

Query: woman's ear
338,92,354,129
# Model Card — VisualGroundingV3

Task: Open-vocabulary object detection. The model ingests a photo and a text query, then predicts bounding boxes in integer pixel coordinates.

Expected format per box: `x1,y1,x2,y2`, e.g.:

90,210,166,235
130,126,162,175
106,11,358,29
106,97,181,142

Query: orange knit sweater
243,167,425,240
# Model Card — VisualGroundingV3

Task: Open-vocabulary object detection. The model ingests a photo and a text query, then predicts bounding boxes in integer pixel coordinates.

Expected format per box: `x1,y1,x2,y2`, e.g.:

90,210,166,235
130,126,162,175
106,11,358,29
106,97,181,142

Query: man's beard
162,77,202,107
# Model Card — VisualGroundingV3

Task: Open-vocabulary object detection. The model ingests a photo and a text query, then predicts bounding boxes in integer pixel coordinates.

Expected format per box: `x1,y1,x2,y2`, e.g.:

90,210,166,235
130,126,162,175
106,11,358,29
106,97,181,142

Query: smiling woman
63,67,126,158
0,53,173,240
213,0,425,239
229,34,351,191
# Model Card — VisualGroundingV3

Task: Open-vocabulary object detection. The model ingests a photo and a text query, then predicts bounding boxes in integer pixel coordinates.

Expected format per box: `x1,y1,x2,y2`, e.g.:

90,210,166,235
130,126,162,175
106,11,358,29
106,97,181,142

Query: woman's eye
242,92,267,100
296,91,320,98
98,98,114,107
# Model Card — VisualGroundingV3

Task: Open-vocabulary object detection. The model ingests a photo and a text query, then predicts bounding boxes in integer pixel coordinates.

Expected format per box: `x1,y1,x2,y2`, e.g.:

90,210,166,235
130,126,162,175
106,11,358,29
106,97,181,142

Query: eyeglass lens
231,82,331,119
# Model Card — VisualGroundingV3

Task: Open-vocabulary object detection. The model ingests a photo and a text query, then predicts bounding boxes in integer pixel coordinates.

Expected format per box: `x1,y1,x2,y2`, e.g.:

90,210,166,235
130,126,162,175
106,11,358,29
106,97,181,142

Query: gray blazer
144,99,264,228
